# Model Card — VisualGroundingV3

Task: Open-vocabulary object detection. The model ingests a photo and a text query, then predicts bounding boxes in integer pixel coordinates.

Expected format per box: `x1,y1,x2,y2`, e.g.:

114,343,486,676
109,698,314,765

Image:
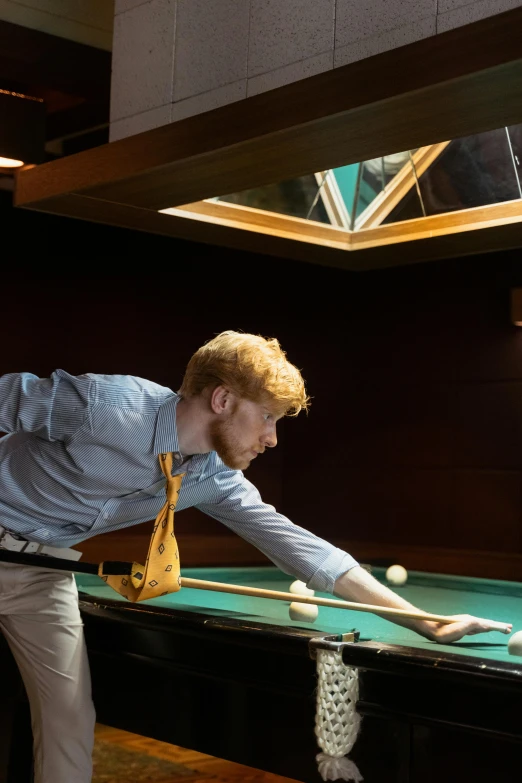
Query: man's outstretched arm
334,566,512,643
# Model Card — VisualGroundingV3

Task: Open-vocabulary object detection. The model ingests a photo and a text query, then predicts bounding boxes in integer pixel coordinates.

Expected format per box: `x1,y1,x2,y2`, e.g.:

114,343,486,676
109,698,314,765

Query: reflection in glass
506,124,522,198
418,128,520,213
214,124,522,231
381,186,425,224
218,175,330,224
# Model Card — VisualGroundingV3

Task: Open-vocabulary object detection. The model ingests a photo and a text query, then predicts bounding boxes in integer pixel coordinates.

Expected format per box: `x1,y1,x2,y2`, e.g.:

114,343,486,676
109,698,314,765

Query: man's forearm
333,566,439,640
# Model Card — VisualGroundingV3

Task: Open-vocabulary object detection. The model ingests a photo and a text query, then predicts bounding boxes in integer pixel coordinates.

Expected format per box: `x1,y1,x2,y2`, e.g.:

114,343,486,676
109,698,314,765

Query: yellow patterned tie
98,452,184,602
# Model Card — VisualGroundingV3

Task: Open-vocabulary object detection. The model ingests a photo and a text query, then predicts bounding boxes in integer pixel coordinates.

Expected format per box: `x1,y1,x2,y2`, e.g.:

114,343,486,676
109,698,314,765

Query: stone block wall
110,0,522,141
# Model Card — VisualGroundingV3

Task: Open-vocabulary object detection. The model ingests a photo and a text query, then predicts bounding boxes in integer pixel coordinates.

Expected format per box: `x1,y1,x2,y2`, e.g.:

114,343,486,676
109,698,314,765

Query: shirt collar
153,393,214,477
153,393,181,455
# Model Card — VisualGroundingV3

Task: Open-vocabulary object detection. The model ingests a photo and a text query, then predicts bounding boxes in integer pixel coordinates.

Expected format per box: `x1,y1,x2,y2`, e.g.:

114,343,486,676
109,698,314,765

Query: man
0,330,509,783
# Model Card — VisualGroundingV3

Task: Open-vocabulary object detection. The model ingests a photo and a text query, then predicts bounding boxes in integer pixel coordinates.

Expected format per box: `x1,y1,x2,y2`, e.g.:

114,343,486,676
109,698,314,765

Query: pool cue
179,576,512,633
0,548,511,633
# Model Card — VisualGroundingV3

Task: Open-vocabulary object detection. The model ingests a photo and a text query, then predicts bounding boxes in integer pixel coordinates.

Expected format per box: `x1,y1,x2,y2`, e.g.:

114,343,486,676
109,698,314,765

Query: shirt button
103,513,109,520
173,452,181,461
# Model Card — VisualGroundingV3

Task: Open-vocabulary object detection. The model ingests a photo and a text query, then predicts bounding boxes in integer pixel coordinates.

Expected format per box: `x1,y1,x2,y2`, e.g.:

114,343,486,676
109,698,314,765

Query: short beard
209,416,249,470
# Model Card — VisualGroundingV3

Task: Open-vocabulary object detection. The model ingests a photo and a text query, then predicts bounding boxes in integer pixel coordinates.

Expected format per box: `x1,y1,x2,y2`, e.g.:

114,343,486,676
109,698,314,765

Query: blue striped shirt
0,370,358,592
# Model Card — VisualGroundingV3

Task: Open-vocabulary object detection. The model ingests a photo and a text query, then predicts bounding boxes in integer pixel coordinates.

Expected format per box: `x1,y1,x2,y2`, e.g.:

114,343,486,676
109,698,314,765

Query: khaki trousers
0,562,96,783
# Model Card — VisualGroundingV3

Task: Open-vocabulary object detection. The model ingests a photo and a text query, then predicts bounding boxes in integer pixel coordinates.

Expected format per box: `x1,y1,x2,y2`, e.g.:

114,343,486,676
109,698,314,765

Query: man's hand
420,615,512,643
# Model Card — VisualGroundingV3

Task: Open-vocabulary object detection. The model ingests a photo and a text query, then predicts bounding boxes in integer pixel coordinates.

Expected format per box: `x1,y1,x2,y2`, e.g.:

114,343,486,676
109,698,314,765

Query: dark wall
279,253,522,578
2,191,522,578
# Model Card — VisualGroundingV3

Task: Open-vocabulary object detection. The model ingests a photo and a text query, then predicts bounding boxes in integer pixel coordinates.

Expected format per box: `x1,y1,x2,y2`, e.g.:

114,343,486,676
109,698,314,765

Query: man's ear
210,385,234,415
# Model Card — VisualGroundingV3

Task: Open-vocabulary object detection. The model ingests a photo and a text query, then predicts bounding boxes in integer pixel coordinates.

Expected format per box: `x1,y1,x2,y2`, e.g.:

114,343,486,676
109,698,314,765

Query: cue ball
289,579,315,596
289,601,319,623
507,630,522,656
386,564,408,586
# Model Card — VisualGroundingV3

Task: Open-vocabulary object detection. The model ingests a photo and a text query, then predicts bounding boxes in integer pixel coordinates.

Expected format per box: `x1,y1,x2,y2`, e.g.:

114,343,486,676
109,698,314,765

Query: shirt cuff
307,548,360,594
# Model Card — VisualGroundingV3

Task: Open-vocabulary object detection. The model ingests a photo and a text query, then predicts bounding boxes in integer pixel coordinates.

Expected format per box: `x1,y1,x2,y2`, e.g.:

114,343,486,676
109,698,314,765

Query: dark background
2,189,522,580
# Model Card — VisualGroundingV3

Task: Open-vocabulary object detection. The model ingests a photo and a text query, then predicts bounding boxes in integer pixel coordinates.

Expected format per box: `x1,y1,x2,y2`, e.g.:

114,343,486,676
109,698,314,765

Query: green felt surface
76,566,522,663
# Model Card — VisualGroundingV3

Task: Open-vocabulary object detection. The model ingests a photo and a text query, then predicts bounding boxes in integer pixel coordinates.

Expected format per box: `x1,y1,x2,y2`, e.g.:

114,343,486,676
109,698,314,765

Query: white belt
0,525,82,561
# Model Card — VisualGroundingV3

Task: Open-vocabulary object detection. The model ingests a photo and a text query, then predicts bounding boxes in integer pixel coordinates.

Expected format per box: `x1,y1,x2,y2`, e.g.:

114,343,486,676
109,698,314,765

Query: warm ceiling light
511,288,522,326
0,156,24,168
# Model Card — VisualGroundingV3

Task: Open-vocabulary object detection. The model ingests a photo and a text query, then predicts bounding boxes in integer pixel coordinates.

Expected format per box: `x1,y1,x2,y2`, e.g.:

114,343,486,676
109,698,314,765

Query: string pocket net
314,648,363,782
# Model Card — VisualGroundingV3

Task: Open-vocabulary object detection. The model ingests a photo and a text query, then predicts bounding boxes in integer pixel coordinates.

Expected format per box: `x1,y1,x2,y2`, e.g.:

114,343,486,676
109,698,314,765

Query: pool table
2,564,522,783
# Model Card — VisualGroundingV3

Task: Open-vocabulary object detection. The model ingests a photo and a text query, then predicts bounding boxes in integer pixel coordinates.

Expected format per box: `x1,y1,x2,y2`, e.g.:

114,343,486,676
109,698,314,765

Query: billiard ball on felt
289,601,319,623
507,630,522,656
385,564,408,586
289,579,315,596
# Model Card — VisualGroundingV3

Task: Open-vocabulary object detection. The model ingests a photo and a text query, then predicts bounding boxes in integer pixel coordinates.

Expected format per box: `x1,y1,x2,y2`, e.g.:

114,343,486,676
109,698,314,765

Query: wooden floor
94,723,301,783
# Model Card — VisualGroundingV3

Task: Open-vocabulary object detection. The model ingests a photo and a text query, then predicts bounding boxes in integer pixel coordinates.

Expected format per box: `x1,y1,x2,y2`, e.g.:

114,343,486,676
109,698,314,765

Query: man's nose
264,427,277,448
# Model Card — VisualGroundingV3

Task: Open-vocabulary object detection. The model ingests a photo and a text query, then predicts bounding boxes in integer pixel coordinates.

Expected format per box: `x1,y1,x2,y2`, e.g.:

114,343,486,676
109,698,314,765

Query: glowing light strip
0,157,24,168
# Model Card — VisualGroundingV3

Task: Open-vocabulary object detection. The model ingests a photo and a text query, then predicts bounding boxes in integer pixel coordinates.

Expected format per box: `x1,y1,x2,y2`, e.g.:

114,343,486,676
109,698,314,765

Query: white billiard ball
289,579,315,597
507,630,522,656
289,601,319,623
386,564,408,586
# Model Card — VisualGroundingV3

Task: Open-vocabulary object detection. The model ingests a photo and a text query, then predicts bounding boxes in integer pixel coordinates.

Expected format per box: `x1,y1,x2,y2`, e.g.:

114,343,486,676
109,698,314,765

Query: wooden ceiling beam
20,191,522,271
14,9,522,213
11,8,522,270
19,193,350,268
